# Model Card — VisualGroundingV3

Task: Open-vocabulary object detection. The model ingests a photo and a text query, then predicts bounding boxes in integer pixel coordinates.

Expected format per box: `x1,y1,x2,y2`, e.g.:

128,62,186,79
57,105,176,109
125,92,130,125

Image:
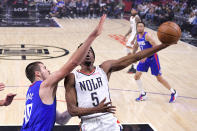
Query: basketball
157,21,181,44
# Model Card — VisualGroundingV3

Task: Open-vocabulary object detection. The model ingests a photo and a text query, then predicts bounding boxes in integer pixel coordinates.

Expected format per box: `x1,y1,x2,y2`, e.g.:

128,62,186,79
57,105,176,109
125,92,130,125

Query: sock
136,79,145,95
133,63,137,69
170,88,175,93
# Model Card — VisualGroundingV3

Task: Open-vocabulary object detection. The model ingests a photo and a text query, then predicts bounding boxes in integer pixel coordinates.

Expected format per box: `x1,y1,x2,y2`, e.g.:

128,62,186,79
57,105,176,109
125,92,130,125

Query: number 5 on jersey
91,92,99,106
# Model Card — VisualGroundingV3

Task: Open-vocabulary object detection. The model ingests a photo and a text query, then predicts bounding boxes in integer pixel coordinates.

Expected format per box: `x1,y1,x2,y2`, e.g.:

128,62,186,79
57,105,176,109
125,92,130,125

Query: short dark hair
137,21,145,27
78,43,95,59
25,61,43,83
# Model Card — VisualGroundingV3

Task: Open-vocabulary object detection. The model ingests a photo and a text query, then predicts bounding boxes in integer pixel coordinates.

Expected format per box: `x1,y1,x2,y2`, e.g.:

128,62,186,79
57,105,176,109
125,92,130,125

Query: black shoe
127,67,136,74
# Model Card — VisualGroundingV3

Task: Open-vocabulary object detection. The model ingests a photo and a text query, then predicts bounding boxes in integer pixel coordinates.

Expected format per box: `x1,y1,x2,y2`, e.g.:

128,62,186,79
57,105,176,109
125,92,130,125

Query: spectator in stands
193,6,197,14
81,0,89,17
166,8,174,21
114,0,124,19
189,12,196,24
139,2,149,18
181,11,195,34
69,0,77,18
50,0,65,18
76,0,82,17
154,5,166,25
191,14,197,25
64,0,71,17
191,13,197,37
56,0,65,18
50,3,59,17
100,0,107,16
179,1,187,15
93,0,99,17
88,0,94,18
106,0,115,17
145,6,155,22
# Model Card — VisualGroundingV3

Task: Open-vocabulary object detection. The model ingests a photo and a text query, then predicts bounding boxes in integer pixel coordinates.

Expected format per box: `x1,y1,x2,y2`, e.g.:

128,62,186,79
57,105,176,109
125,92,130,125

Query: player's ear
35,71,41,78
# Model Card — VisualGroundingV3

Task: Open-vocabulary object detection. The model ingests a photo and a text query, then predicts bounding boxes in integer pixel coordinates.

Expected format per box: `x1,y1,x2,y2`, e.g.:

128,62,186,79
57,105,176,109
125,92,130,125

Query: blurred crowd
0,0,196,37
49,0,124,18
133,0,197,37
49,0,197,36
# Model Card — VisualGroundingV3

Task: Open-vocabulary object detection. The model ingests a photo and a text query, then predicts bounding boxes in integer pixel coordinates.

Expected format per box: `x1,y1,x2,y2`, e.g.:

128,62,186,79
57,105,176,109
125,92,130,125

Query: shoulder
100,59,117,74
145,32,152,40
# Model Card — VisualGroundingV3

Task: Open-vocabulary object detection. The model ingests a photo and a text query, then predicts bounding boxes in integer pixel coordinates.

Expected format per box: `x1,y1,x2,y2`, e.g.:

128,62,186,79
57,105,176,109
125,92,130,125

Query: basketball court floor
0,18,196,131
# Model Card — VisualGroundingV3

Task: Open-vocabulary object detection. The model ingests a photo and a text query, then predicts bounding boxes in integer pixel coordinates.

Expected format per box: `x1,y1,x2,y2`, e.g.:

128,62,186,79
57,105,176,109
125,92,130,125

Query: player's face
39,64,50,80
131,9,137,15
137,23,145,33
81,49,95,67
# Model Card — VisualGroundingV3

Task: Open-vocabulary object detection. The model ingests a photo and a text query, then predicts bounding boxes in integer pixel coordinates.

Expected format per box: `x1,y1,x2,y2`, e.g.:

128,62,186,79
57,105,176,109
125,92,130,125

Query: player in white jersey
64,32,177,130
124,8,141,73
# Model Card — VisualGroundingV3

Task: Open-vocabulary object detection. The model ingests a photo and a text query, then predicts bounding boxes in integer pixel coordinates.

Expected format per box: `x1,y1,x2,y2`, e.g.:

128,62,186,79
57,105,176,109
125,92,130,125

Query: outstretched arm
64,73,116,117
0,93,16,106
101,43,173,77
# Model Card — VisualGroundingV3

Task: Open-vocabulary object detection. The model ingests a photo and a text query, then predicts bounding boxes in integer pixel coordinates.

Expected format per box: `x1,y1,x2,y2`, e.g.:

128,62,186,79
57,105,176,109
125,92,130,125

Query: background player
0,82,16,106
124,8,141,73
133,22,178,103
64,38,176,131
21,14,107,131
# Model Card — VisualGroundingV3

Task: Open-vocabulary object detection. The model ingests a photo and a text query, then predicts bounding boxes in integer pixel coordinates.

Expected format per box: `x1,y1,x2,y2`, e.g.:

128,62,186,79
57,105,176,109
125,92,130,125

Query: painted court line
5,85,197,100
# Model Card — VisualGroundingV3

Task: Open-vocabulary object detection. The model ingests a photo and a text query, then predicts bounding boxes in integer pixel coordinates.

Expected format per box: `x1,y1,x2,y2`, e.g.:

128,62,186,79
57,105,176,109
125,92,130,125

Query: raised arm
64,73,116,117
101,43,173,78
40,15,106,94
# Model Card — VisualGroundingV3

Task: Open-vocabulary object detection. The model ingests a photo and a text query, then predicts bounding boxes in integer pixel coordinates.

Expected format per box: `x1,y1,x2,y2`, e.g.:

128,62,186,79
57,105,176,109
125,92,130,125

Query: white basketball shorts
126,31,136,48
81,113,122,131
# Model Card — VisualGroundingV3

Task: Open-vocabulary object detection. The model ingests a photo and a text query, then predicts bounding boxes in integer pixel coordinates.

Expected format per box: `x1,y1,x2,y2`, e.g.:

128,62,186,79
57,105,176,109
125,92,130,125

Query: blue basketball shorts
137,54,162,76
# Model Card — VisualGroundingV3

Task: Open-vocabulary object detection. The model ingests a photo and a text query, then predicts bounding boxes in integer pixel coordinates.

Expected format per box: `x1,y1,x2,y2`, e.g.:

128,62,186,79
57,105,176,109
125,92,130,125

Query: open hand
3,93,17,106
93,14,107,36
96,98,116,114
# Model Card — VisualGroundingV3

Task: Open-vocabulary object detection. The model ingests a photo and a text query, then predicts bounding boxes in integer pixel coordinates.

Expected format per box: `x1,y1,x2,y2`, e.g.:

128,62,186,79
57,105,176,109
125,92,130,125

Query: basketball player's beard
84,61,92,67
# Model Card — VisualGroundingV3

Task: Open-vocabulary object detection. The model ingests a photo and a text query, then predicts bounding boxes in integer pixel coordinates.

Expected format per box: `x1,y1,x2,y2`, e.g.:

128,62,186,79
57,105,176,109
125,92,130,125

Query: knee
156,76,162,82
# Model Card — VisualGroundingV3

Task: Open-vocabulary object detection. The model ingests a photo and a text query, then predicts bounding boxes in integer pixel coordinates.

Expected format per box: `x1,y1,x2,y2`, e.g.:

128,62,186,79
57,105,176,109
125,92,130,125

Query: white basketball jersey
73,66,111,119
130,15,137,32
